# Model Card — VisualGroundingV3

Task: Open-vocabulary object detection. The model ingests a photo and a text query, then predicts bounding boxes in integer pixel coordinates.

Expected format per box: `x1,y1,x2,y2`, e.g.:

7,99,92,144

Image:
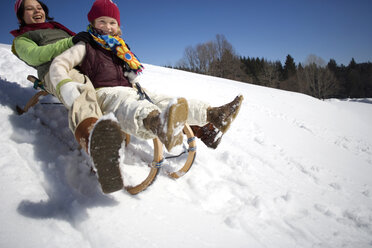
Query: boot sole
165,98,188,151
90,120,124,194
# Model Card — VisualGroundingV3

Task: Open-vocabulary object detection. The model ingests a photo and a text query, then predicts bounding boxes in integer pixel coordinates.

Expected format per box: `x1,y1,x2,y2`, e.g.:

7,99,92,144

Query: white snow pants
43,69,102,132
96,86,210,140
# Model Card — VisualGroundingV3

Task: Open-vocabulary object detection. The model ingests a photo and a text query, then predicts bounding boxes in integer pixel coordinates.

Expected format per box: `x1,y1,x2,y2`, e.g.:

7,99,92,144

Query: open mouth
33,15,44,20
96,29,112,36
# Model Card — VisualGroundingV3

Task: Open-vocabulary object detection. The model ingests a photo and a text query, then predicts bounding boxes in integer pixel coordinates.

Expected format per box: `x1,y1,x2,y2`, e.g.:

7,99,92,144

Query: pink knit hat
88,0,121,26
14,0,23,14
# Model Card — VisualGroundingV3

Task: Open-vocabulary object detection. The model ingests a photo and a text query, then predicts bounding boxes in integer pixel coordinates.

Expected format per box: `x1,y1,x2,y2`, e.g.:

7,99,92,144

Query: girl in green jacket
11,0,126,194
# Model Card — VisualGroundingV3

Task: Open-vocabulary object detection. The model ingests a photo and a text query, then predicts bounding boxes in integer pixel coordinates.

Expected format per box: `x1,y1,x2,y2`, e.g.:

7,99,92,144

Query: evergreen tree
324,59,344,97
297,62,304,71
275,61,283,82
327,59,337,73
348,58,357,69
283,54,296,80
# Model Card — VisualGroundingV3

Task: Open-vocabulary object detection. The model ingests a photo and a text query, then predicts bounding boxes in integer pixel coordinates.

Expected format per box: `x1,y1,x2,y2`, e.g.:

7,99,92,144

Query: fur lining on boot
207,95,243,133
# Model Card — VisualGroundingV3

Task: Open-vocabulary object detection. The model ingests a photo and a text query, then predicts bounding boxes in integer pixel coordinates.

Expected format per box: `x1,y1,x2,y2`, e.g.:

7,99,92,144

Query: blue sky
1,0,371,67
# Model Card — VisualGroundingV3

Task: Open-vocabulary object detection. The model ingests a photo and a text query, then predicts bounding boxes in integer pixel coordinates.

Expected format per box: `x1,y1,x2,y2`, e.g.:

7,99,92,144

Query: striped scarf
87,25,144,74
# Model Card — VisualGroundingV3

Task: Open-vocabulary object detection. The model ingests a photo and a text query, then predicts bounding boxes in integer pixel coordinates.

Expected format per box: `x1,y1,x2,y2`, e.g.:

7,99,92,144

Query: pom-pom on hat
88,0,121,26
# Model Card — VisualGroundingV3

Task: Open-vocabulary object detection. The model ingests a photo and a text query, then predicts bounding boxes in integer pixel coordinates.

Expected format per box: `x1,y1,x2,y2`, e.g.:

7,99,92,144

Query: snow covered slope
0,44,371,248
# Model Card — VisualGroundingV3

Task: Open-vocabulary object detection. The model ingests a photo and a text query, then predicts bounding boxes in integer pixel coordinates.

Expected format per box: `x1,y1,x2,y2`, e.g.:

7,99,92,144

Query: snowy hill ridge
0,44,371,248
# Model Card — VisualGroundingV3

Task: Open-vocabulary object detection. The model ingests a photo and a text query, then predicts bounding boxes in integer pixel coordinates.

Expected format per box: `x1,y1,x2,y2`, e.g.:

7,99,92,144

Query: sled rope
187,137,197,151
135,82,153,103
151,158,165,168
164,137,197,160
32,77,45,91
166,125,196,179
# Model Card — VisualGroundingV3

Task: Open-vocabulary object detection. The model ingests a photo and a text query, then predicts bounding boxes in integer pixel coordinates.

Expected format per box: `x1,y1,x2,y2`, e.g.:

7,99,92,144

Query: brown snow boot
74,117,98,152
143,98,189,151
207,95,244,134
75,117,124,194
190,123,222,149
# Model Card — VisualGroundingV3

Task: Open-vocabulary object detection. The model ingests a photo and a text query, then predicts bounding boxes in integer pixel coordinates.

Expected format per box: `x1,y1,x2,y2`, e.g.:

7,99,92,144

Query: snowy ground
0,43,371,248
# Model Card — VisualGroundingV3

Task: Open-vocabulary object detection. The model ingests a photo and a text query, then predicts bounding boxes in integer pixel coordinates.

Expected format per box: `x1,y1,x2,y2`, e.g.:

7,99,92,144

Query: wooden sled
18,75,197,195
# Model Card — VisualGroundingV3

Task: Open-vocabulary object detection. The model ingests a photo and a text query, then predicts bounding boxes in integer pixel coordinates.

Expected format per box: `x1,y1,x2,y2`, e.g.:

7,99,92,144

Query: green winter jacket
13,28,74,79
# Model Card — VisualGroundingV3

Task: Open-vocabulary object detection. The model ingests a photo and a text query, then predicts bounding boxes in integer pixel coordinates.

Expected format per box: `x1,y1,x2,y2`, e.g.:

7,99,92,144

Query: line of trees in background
170,34,372,99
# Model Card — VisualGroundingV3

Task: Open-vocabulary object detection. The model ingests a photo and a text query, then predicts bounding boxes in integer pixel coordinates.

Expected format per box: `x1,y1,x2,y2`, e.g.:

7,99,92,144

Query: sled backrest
16,75,49,115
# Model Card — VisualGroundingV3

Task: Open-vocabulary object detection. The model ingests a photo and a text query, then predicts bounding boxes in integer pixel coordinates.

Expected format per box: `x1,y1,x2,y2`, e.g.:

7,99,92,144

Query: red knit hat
14,0,23,14
88,0,121,26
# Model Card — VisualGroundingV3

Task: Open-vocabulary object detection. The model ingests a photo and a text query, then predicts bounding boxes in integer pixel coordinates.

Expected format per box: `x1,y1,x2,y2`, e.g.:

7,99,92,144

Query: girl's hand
72,32,94,45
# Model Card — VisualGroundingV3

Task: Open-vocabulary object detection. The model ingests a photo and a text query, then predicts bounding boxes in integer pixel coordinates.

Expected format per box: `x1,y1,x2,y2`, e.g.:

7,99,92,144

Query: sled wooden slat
124,133,131,146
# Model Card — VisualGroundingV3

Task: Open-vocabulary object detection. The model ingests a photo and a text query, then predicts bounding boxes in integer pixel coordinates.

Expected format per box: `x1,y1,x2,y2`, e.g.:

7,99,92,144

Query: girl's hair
16,0,54,27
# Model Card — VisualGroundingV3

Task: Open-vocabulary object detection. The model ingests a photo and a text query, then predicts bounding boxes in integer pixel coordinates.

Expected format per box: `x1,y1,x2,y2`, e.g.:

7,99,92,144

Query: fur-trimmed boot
143,98,189,151
192,95,243,149
207,95,244,134
75,117,124,194
190,123,222,149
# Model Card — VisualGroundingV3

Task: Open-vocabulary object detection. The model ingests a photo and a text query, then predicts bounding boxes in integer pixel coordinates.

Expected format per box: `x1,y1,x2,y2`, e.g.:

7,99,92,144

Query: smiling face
93,16,119,36
22,0,45,25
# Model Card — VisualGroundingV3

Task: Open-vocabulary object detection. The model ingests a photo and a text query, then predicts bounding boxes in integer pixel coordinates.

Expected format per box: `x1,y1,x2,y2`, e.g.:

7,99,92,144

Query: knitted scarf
87,25,144,74
10,21,76,37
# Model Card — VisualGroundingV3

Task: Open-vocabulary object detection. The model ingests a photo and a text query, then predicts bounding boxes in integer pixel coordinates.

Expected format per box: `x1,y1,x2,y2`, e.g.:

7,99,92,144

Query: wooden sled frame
123,123,196,194
18,75,197,195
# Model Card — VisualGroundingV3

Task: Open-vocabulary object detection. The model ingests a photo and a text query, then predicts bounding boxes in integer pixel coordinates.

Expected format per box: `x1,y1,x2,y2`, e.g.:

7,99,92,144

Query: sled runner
123,124,196,194
17,75,196,195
